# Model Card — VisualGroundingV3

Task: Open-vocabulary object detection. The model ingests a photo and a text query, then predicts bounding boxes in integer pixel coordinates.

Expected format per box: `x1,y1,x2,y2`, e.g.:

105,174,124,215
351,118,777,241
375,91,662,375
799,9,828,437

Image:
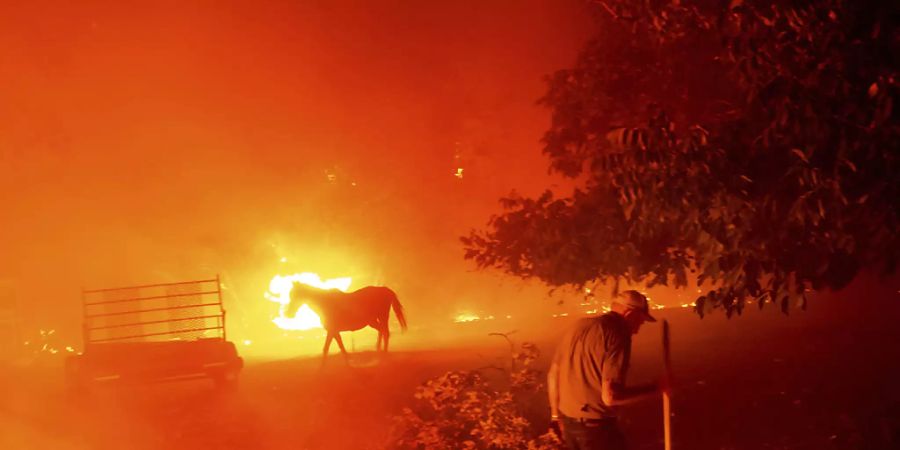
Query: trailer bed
66,276,242,389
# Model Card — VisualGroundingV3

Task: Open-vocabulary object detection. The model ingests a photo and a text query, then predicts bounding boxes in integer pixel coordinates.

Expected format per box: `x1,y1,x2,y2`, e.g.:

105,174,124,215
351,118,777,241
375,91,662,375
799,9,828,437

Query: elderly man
547,290,667,450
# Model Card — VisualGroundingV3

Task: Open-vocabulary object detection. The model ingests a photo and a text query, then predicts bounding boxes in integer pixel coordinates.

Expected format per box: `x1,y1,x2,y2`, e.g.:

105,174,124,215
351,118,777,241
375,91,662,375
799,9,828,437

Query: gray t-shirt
552,312,631,419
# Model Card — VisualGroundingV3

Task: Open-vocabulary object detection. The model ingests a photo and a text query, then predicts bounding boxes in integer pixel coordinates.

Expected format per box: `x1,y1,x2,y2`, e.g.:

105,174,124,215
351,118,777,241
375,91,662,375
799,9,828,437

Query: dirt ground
3,283,900,450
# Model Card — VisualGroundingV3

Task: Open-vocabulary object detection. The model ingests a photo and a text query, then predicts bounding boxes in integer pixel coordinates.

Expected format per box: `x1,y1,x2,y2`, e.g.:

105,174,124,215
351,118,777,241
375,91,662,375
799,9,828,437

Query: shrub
390,341,562,449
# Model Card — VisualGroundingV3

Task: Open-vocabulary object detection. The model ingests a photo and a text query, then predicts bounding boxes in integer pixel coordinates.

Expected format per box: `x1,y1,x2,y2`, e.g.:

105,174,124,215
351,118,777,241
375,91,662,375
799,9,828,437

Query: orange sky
0,1,598,341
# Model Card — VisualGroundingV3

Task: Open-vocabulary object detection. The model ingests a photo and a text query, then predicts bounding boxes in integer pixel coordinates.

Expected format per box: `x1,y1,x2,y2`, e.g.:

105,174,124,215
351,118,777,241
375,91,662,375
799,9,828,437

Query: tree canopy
462,0,898,316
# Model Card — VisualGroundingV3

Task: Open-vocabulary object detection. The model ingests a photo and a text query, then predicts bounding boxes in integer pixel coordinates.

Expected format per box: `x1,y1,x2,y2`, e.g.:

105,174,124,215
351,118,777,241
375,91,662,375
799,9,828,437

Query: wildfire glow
265,273,352,330
454,313,480,323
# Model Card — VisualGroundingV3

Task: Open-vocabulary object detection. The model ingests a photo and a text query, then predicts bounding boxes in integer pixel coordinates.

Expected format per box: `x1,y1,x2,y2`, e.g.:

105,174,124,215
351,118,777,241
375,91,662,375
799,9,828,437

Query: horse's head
286,282,321,316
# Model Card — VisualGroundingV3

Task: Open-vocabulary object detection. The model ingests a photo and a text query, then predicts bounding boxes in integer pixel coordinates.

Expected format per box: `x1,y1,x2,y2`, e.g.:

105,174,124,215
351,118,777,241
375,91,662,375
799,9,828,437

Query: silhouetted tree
463,0,898,316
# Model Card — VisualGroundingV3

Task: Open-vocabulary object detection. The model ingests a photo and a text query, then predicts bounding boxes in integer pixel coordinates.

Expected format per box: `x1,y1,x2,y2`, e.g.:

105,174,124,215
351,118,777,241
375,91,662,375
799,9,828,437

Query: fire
265,273,352,330
454,313,481,323
454,312,495,323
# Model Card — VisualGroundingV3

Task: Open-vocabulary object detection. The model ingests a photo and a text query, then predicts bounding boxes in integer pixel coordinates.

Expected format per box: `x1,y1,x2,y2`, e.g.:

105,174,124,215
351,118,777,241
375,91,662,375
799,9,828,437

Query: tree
462,0,899,316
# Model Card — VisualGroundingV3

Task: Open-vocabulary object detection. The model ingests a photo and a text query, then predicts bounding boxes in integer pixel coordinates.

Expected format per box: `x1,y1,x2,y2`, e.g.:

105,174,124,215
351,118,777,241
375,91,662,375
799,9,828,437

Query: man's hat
614,290,657,322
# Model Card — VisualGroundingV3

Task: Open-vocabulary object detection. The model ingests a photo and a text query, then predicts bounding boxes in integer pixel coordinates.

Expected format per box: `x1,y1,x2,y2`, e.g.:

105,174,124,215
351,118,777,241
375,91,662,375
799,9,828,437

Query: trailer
65,276,243,390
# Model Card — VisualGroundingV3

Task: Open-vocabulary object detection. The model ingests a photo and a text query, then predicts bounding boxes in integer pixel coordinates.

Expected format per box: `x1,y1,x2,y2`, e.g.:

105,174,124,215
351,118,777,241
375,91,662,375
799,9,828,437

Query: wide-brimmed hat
614,290,657,322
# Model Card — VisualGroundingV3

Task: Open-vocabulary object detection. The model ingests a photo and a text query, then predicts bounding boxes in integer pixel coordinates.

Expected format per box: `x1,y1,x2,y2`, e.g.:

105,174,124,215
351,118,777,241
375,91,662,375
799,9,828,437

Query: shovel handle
662,320,672,450
663,391,671,450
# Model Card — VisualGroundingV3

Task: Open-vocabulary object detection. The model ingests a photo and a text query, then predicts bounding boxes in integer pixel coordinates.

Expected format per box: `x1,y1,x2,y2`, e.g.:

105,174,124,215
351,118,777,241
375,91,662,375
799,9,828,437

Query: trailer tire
212,368,239,391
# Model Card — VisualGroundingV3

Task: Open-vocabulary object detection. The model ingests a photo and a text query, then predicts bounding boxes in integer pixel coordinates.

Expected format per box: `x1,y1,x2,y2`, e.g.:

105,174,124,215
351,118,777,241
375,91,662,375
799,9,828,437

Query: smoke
0,0,593,348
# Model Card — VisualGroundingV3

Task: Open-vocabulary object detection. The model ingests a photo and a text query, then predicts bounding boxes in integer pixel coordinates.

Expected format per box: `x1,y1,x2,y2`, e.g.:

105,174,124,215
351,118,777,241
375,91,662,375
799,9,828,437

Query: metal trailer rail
69,275,242,390
80,275,226,346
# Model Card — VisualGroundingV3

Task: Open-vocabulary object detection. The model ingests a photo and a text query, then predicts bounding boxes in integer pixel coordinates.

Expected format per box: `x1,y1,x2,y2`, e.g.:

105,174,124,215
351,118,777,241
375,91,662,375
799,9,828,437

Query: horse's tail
391,293,408,332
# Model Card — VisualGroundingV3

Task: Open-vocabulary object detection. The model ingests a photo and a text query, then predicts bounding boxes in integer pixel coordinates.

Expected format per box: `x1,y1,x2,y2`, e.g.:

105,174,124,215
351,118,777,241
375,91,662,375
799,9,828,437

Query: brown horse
286,282,408,360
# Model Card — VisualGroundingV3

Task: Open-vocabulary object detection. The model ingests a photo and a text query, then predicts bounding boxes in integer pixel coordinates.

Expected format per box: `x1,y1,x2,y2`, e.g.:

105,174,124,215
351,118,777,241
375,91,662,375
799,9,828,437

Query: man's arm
547,359,566,438
601,379,660,406
547,359,560,419
600,326,660,406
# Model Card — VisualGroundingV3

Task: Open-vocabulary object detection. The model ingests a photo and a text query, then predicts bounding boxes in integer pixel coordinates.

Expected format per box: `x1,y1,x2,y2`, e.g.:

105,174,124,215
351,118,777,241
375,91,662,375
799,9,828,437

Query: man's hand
658,372,674,395
549,416,564,439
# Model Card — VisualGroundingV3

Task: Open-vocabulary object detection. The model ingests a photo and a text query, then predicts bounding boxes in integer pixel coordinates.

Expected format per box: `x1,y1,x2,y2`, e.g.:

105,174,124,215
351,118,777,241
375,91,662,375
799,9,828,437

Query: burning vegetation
266,273,352,331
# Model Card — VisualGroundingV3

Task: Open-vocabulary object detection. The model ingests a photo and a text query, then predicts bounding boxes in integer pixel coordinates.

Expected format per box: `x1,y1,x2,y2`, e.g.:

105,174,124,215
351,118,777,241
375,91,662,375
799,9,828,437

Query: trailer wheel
212,368,239,391
64,357,91,395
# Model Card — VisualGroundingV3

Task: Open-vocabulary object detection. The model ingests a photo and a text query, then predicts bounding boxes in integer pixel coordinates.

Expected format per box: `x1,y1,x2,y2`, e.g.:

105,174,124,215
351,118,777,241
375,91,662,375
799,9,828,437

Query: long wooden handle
663,391,671,450
662,320,672,450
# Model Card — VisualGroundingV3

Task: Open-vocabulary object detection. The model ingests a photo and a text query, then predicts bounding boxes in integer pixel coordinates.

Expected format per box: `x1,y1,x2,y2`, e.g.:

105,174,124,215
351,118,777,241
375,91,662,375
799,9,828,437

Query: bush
390,341,562,449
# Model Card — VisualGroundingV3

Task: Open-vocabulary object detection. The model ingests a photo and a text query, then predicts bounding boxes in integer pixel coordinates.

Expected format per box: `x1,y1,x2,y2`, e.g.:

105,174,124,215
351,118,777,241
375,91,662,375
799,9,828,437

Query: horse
286,282,408,361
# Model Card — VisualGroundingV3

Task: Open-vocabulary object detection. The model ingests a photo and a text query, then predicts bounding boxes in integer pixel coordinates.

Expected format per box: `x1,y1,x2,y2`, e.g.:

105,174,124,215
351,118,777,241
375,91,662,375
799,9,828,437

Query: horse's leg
382,325,391,353
333,333,350,365
375,328,383,352
376,307,390,352
322,332,334,363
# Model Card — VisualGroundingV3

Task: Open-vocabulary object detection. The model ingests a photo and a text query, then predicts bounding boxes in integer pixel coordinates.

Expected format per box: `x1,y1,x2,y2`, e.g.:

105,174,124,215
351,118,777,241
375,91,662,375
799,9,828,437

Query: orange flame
265,273,352,330
454,312,481,323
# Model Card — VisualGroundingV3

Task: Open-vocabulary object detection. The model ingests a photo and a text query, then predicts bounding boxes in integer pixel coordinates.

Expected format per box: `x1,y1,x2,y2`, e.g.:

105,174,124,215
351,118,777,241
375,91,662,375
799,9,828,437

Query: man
547,290,667,449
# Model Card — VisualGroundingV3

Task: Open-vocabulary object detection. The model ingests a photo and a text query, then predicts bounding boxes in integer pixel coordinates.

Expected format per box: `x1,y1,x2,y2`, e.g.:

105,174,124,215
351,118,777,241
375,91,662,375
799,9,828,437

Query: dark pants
561,415,627,450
